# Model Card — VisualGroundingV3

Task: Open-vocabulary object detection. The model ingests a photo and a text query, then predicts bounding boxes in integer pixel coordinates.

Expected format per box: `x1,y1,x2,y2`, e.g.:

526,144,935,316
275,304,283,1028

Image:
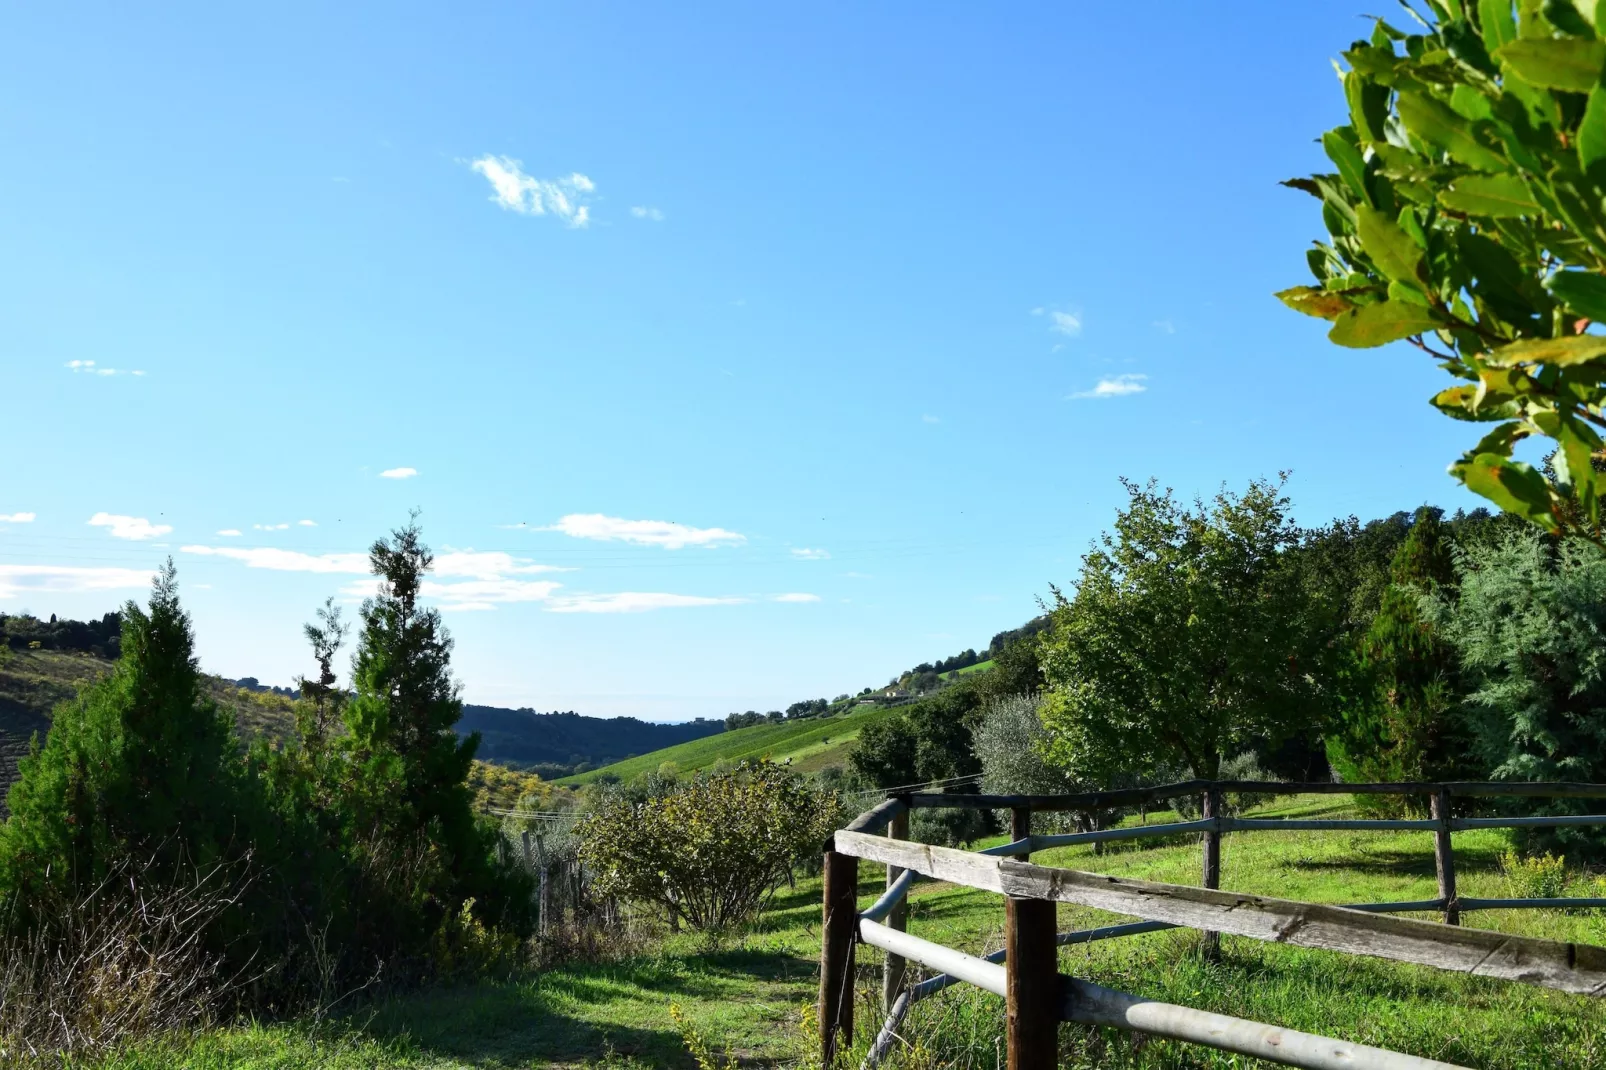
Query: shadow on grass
1285,843,1506,877
348,978,695,1068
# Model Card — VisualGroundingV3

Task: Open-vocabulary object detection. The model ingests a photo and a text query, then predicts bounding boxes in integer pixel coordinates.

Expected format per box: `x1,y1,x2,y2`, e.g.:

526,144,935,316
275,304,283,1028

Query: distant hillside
558,705,896,786
459,706,723,772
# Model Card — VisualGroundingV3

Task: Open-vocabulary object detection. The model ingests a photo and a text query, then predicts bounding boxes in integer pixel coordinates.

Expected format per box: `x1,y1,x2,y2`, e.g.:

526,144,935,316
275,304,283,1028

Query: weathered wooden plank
833,831,1606,996
908,781,1208,811
1431,790,1458,927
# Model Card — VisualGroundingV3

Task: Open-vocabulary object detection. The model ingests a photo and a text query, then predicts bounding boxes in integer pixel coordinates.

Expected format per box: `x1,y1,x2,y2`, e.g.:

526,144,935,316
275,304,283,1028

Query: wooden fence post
1012,806,1032,861
1431,788,1459,926
1005,895,1059,1070
535,833,550,937
1200,786,1222,958
520,829,534,868
882,809,910,1013
819,848,859,1064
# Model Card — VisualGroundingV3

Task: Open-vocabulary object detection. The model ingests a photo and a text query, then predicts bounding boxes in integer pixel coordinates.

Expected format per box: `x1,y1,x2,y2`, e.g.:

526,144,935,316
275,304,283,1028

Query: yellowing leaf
1274,286,1356,320
1328,300,1444,347
1482,334,1606,367
1457,453,1559,530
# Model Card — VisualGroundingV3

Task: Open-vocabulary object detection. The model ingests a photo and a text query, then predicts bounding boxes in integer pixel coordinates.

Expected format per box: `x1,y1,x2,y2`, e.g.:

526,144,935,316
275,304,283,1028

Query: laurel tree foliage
1282,0,1606,537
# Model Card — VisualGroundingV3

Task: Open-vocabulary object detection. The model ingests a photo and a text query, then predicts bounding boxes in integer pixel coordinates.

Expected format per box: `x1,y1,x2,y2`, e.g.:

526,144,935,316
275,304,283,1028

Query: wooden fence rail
823,779,1606,1070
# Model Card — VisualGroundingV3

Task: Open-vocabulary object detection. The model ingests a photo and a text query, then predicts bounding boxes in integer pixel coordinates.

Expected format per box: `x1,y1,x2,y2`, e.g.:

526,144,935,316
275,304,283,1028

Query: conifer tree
1327,508,1468,795
0,562,248,908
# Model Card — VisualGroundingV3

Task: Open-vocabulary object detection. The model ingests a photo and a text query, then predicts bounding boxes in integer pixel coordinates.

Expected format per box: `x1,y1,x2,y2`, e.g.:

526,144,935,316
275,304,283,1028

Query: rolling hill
555,704,896,785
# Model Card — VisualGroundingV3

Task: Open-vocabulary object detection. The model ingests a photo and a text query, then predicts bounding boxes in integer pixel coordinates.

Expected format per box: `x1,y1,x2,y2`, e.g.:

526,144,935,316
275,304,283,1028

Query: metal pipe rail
825,778,1606,1070
856,915,1469,1070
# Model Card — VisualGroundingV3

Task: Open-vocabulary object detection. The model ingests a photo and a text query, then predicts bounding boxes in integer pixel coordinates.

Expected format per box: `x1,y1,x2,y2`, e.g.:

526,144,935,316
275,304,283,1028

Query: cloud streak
774,593,820,603
89,513,172,540
470,156,595,228
0,513,35,524
380,467,418,480
543,514,745,550
630,206,665,221
545,592,748,614
790,548,830,560
0,565,156,600
1069,374,1148,400
66,360,145,377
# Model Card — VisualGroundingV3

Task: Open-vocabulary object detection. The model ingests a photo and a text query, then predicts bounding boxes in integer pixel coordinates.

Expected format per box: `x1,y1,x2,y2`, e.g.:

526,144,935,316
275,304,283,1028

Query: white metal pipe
860,869,915,923
1063,977,1471,1070
1228,818,1438,832
1453,814,1606,830
858,918,1006,997
1031,818,1216,849
1458,896,1606,911
978,836,1034,857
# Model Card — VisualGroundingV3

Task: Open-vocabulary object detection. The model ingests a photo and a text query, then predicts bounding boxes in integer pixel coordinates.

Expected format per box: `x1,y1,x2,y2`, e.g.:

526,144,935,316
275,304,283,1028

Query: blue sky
0,2,1481,720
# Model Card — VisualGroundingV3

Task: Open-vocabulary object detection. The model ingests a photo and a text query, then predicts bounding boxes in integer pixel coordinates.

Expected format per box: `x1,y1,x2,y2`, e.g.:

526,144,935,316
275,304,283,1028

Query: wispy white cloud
433,551,568,580
545,592,748,614
922,414,941,425
1069,374,1148,400
1049,311,1082,337
216,529,242,537
1153,319,1176,334
774,592,820,603
543,514,745,550
298,519,317,527
66,360,144,377
791,548,830,561
0,512,35,524
380,467,418,480
254,523,290,532
181,546,371,573
469,155,594,228
0,565,156,600
630,206,665,221
89,513,172,540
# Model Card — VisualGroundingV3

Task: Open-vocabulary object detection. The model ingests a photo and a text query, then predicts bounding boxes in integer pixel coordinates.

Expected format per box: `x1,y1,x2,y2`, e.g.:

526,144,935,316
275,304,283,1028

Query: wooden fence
818,780,1606,1070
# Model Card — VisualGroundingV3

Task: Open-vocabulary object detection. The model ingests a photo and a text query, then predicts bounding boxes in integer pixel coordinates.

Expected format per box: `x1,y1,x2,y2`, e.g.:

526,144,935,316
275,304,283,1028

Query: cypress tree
0,562,249,909
1327,508,1469,797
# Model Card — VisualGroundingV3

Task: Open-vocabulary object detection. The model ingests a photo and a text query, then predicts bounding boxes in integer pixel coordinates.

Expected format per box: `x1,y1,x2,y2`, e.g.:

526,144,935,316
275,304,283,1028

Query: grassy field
93,793,1606,1069
941,659,994,679
557,707,892,786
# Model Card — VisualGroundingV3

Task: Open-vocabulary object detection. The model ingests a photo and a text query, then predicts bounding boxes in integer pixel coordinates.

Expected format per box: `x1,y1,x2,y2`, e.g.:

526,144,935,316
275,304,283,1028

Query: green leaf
1582,86,1606,171
1437,173,1541,215
1482,333,1606,366
1275,286,1356,320
1457,453,1559,528
1397,91,1509,171
1480,0,1519,52
1356,205,1426,283
1345,71,1391,143
1546,270,1606,318
1323,129,1371,203
1495,38,1606,91
1547,169,1606,258
1328,300,1445,346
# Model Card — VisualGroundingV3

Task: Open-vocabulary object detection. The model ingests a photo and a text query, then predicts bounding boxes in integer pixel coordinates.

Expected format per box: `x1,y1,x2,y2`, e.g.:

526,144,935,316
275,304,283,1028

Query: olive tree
576,761,840,933
1283,0,1606,538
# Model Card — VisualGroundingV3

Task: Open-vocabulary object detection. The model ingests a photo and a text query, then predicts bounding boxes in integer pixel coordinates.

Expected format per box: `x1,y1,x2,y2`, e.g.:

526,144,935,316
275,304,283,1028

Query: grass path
97,795,1606,1068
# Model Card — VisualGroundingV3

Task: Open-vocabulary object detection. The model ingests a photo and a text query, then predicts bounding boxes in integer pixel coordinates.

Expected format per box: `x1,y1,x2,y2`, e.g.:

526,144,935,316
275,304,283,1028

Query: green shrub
1501,848,1569,901
578,761,839,933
